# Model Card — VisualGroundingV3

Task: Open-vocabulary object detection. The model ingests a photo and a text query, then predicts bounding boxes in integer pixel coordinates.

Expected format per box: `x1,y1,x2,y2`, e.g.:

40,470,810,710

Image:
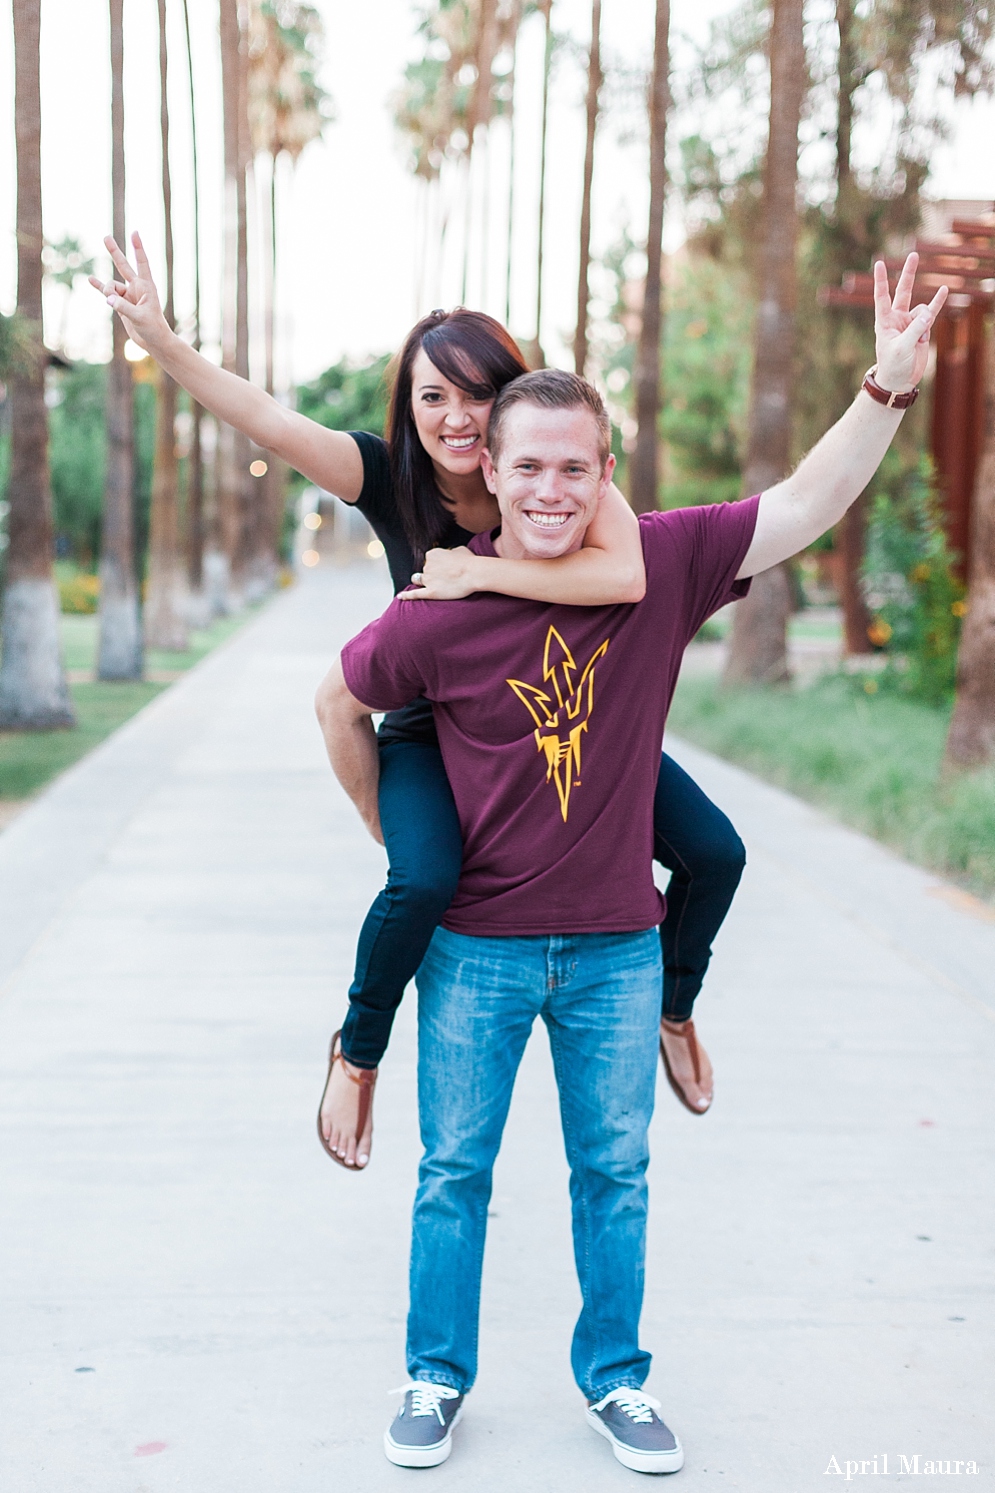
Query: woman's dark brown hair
386,309,528,562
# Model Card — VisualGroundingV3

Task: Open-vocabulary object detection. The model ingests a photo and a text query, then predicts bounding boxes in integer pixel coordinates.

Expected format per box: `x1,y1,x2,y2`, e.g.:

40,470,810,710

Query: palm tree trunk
722,0,804,687
265,159,276,401
145,0,188,651
532,0,553,368
237,7,270,596
833,0,872,654
181,0,206,612
0,0,75,729
460,154,473,308
217,0,252,608
944,312,995,768
573,0,602,378
629,0,670,514
97,0,143,680
835,0,856,235
261,156,286,575
504,7,521,328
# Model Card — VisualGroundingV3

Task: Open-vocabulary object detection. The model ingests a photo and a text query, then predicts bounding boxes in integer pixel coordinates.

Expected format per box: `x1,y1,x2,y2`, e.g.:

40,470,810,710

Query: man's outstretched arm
314,658,384,845
737,254,948,579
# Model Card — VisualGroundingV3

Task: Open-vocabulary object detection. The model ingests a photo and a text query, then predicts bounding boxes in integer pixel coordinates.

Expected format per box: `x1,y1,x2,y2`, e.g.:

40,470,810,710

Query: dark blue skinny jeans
339,739,746,1068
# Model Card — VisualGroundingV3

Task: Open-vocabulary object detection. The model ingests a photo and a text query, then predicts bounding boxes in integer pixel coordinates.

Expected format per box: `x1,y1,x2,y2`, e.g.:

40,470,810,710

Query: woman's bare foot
318,1046,376,1168
659,1017,713,1114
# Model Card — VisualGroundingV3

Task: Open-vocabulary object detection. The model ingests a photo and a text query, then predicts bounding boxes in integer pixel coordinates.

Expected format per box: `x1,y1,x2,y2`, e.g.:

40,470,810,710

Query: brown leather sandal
659,1017,713,1116
316,1030,377,1169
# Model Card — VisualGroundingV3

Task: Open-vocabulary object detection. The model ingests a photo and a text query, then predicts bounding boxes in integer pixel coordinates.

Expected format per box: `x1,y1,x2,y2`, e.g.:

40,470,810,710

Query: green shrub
861,455,964,706
660,257,753,509
296,354,391,440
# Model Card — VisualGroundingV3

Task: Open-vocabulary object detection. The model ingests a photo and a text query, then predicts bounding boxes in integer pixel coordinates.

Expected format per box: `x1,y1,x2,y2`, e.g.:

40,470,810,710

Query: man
315,258,944,1474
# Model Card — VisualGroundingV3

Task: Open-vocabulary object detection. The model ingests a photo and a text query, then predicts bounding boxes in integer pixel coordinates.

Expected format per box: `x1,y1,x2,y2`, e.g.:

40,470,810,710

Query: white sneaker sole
586,1407,685,1474
383,1405,464,1468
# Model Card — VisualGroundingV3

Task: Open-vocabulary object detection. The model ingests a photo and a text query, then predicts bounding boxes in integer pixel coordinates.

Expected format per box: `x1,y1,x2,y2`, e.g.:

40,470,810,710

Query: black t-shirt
350,431,475,745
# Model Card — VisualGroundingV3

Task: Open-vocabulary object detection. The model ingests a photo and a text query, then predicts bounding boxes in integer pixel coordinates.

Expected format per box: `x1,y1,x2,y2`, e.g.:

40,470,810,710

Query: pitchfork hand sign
873,251,948,394
89,232,170,357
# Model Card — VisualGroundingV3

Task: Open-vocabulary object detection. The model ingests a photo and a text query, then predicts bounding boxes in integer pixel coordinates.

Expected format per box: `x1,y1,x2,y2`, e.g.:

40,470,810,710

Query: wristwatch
861,365,919,410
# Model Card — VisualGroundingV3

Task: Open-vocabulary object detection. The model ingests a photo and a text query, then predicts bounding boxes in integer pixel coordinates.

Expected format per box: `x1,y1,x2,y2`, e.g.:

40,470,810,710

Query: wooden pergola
820,217,995,581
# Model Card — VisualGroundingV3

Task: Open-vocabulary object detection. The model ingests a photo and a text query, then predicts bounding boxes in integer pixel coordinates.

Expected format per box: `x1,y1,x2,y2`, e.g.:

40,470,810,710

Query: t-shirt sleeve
348,431,392,526
339,602,430,713
644,496,760,642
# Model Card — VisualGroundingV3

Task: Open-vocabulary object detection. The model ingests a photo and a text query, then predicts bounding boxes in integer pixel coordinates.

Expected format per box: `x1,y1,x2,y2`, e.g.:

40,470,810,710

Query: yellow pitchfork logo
506,626,610,822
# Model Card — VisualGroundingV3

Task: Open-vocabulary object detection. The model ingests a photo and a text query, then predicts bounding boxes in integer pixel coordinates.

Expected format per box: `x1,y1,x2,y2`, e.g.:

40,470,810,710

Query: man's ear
599,452,616,496
480,446,499,495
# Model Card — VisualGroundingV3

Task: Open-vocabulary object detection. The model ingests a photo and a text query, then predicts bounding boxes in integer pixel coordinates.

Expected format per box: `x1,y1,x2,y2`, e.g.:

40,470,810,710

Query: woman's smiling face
410,347,495,479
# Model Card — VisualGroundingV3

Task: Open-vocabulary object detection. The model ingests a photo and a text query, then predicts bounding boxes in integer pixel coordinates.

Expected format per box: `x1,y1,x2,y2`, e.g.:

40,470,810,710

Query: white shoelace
391,1381,461,1425
591,1386,662,1423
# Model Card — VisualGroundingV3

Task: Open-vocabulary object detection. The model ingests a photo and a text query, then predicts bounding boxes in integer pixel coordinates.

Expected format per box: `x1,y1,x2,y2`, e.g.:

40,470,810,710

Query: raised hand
873,252,948,394
88,232,171,355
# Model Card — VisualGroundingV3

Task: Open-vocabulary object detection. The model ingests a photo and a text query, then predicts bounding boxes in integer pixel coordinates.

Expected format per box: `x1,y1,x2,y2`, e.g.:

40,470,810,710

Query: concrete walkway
1,564,992,1492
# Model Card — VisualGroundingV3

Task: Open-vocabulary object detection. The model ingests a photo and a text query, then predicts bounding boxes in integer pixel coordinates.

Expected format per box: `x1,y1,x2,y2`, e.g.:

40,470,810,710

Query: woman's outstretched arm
400,482,646,605
91,232,365,502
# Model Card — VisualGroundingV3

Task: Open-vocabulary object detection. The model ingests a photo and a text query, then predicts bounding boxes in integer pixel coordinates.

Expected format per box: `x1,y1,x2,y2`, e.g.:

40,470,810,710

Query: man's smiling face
480,403,616,561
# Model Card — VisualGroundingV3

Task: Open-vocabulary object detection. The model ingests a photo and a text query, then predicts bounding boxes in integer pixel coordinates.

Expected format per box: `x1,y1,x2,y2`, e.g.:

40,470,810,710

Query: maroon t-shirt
341,497,760,937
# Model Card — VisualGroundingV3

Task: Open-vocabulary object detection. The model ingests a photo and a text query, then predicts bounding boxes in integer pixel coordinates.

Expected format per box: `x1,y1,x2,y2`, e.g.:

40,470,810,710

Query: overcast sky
0,0,992,384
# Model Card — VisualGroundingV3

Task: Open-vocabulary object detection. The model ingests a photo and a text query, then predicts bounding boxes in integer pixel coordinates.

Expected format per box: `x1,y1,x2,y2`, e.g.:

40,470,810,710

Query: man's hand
399,546,482,601
89,231,172,356
873,252,946,393
737,252,947,578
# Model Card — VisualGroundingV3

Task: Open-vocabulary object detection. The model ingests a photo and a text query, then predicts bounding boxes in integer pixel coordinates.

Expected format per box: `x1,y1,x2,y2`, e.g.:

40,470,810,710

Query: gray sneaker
383,1381,465,1467
586,1387,684,1473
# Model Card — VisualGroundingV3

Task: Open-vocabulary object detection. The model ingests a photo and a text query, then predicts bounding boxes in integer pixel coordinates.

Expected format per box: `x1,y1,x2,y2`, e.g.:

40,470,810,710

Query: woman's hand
88,231,172,356
399,546,483,601
873,252,948,394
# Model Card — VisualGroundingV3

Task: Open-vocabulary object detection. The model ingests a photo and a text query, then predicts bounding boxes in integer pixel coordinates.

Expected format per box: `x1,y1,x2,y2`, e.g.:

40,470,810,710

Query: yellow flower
910,562,931,583
867,617,893,646
951,599,967,617
863,678,879,694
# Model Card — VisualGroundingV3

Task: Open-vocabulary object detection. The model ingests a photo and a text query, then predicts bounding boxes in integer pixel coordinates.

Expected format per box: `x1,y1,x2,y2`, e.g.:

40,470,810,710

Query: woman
93,233,746,1170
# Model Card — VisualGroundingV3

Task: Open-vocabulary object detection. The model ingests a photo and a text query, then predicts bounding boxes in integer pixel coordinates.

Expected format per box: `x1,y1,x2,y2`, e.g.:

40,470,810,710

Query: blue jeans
340,741,745,1067
407,926,662,1400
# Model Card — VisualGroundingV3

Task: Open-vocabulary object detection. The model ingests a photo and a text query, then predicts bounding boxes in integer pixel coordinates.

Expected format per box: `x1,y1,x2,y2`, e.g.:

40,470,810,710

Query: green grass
0,680,168,798
668,673,995,900
59,609,254,676
0,608,261,805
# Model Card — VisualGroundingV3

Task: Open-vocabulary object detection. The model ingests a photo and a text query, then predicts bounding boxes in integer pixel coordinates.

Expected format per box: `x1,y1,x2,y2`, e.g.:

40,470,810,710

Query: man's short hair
487,369,612,468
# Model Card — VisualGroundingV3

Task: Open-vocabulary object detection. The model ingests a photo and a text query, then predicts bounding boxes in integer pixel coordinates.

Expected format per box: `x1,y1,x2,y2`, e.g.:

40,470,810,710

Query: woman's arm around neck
399,483,646,605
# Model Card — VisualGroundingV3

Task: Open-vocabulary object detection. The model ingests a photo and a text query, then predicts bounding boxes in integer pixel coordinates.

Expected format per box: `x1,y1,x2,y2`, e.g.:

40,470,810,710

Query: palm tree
181,0,206,614
468,0,500,304
722,0,805,686
248,1,328,573
145,0,188,651
629,0,670,513
0,0,75,729
218,0,253,606
532,0,554,367
97,0,143,681
945,312,995,768
828,0,873,654
502,0,523,326
573,0,602,378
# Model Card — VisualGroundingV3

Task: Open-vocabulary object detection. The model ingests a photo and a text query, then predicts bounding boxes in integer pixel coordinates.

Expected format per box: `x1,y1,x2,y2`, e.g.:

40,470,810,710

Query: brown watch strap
861,365,919,410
